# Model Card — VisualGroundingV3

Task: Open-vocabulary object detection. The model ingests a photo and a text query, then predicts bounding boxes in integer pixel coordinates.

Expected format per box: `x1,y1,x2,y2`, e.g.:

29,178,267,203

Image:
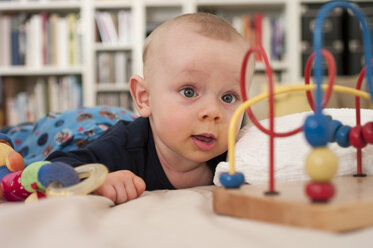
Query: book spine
0,15,11,66
41,12,48,65
57,16,68,67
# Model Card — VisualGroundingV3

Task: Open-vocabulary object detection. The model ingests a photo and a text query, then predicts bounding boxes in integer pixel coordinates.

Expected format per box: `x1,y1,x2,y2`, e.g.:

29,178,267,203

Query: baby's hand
94,170,146,204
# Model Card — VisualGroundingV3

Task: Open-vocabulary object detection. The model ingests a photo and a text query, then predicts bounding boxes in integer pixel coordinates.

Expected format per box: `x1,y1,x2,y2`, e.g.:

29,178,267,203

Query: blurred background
0,0,372,127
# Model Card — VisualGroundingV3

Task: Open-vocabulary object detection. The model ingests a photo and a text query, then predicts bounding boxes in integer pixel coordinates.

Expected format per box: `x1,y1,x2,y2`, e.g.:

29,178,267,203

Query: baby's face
147,25,248,168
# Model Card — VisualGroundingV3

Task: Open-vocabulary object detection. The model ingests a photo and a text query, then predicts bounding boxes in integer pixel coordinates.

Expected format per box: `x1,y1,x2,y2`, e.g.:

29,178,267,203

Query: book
74,15,83,65
56,15,68,67
34,78,47,120
97,52,112,83
18,13,27,66
103,12,118,43
25,14,43,68
67,13,77,65
95,11,118,43
48,76,59,113
271,17,285,61
41,12,48,65
32,14,43,67
49,14,59,65
231,14,284,62
95,12,108,42
11,15,21,65
262,15,271,60
114,52,127,84
118,10,132,45
253,13,263,61
0,15,11,66
97,92,131,109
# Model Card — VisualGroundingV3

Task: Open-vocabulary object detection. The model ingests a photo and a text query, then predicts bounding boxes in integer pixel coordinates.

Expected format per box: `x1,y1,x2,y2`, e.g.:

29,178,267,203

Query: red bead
349,126,367,149
1,170,31,201
362,122,373,144
305,182,335,202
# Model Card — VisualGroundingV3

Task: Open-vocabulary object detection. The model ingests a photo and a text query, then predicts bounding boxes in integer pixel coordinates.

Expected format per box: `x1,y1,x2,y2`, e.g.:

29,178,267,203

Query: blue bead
335,125,351,148
304,114,330,147
220,172,245,188
328,119,342,142
38,162,80,188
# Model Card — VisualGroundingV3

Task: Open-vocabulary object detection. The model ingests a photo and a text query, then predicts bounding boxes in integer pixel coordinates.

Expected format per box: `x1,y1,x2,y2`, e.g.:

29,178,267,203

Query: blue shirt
46,117,226,190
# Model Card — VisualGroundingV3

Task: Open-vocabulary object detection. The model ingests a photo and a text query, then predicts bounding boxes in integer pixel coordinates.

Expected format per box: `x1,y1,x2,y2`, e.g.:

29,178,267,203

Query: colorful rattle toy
1,159,108,202
214,0,373,232
0,132,108,202
1,161,79,201
1,160,108,202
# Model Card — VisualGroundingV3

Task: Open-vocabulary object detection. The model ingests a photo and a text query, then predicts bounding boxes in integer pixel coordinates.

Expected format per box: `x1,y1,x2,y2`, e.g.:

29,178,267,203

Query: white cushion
214,108,373,185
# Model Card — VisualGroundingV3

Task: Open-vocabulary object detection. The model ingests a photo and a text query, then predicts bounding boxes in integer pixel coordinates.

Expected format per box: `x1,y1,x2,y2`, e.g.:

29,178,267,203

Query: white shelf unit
0,66,83,76
5,0,354,125
0,0,86,126
0,1,83,76
0,1,81,11
90,0,134,109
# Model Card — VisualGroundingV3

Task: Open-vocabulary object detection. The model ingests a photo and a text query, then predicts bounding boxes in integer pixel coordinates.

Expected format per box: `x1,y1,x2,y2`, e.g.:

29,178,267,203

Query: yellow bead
305,147,338,182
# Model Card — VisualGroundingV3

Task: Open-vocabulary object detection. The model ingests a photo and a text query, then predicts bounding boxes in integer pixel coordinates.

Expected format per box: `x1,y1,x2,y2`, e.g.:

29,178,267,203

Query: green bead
21,161,51,192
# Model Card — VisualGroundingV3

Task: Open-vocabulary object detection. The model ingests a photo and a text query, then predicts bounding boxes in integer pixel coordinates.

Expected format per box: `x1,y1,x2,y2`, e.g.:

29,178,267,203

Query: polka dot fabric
3,106,137,166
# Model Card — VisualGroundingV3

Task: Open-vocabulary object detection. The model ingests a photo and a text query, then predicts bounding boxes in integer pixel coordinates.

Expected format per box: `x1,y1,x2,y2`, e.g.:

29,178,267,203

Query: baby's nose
199,101,222,122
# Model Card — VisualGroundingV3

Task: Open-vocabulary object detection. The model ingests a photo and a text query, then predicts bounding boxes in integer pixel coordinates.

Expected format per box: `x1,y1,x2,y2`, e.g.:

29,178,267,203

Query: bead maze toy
213,1,373,232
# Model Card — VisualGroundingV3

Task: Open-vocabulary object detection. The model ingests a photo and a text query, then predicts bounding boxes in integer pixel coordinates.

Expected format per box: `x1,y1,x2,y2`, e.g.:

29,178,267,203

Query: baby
46,13,254,204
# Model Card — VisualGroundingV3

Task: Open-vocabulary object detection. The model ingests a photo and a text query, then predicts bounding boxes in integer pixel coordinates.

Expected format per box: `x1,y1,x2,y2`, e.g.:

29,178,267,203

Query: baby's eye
179,87,197,98
222,93,237,103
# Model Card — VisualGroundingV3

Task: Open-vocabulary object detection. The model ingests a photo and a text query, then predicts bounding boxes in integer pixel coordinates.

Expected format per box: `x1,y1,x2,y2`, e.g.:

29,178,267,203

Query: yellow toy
0,133,24,174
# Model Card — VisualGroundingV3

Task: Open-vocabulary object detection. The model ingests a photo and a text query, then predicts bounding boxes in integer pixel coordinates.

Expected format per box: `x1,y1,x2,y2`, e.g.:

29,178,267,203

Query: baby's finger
95,185,116,203
133,176,146,195
124,178,139,201
113,183,128,204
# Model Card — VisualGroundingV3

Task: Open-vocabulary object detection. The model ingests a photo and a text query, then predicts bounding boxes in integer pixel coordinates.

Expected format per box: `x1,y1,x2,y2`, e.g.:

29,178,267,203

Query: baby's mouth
191,134,217,151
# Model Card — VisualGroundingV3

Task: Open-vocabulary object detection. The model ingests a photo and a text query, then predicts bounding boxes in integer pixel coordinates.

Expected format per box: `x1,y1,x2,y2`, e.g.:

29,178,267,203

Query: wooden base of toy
213,176,373,232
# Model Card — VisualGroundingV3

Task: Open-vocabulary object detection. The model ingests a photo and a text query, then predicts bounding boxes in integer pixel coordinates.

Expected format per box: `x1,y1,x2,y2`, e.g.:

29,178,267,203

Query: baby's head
130,13,255,167
142,13,253,79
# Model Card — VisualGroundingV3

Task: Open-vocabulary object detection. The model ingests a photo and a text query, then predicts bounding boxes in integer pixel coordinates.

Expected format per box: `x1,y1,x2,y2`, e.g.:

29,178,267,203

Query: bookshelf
1,0,370,127
300,0,373,76
92,0,133,109
0,0,85,126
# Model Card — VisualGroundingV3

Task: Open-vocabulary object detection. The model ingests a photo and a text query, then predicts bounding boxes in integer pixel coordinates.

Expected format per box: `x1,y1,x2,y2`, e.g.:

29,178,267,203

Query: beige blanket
1,186,372,248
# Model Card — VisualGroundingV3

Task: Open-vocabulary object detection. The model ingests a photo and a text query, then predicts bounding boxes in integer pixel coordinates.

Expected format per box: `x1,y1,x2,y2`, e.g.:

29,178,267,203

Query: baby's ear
129,75,151,117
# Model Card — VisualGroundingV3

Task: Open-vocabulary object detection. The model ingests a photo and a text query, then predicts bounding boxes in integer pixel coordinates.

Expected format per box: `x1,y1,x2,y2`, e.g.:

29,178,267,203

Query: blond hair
143,13,246,66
